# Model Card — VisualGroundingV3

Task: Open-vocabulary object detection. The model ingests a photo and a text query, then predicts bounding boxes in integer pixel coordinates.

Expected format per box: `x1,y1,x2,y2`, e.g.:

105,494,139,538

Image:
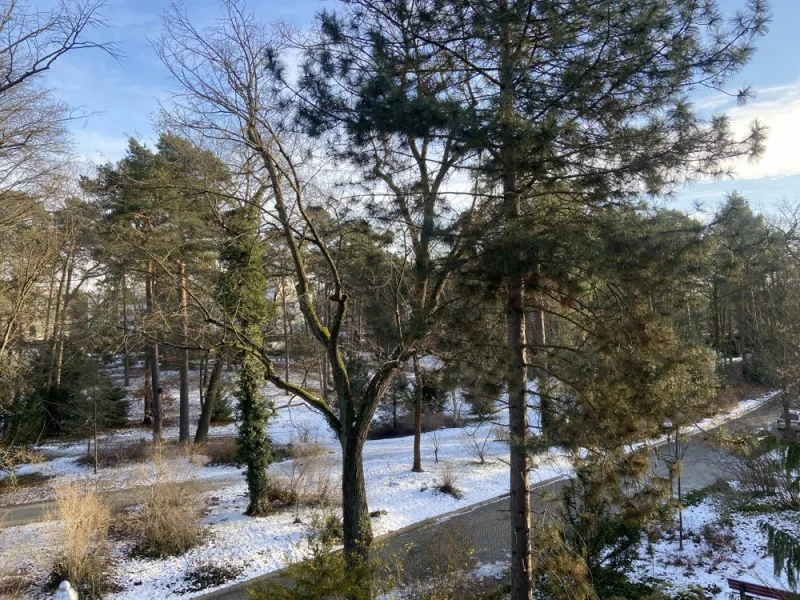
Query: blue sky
44,0,800,215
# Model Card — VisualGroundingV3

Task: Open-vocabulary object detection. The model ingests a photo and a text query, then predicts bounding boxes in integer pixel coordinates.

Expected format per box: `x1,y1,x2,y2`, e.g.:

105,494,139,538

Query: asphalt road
0,475,241,529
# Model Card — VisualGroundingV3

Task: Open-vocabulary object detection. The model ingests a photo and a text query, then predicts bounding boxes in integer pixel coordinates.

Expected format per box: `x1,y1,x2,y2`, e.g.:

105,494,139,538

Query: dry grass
0,472,53,494
270,443,338,512
0,571,28,599
436,463,463,500
47,483,114,599
0,525,31,600
197,437,241,466
0,445,46,492
123,448,206,558
76,439,152,469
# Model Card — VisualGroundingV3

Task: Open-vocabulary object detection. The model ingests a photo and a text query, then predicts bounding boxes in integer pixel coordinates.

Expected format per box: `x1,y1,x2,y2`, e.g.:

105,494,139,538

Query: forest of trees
4,0,800,598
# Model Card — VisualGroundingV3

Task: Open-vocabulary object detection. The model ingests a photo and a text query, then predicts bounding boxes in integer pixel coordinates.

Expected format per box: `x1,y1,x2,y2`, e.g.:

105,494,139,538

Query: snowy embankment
0,373,778,599
630,491,797,596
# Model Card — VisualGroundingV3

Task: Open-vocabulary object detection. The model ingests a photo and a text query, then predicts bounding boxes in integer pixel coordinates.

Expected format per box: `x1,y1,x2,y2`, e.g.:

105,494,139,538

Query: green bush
682,479,731,507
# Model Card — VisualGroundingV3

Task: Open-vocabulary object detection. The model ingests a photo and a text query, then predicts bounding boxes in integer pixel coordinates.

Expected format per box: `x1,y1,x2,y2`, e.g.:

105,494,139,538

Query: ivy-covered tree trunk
220,201,274,516
239,347,272,516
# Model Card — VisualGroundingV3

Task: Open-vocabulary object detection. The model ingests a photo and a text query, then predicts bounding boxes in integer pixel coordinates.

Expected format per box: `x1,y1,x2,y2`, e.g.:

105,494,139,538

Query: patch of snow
630,492,799,596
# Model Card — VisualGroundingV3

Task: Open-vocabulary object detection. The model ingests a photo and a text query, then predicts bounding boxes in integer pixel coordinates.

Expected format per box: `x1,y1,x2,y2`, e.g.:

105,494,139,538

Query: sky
43,0,800,216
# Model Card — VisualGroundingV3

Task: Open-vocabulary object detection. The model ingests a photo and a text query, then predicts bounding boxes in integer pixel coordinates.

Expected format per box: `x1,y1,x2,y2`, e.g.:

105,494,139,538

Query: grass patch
197,437,240,466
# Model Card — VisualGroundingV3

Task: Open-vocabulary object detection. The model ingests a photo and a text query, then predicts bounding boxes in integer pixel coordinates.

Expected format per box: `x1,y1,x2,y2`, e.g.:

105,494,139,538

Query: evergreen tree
410,1,769,596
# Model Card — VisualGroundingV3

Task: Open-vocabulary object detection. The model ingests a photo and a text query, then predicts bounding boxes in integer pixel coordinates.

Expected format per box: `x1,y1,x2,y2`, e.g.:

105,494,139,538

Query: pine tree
413,1,769,596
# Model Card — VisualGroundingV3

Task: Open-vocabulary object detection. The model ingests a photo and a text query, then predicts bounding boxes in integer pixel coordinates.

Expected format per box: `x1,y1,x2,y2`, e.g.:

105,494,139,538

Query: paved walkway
0,475,241,529
199,397,782,599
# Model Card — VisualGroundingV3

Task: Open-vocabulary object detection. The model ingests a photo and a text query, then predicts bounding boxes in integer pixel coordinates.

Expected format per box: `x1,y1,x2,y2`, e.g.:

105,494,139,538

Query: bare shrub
427,429,441,463
294,422,316,444
124,451,205,558
271,444,337,514
733,450,780,495
491,424,509,443
76,439,151,469
700,523,737,553
436,463,463,500
369,413,455,440
48,483,113,599
180,559,245,593
460,424,494,464
198,437,241,466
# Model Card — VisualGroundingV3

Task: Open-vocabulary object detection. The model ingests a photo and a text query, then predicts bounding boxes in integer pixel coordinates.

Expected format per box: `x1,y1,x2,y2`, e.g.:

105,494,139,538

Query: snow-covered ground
630,489,799,596
0,365,780,599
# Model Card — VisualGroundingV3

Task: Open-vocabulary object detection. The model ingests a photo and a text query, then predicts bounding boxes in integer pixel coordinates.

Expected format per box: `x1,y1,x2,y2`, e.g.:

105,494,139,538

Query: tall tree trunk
712,280,720,353
531,302,548,440
499,7,532,597
146,261,162,439
43,270,56,342
47,243,73,389
199,351,208,409
412,356,423,472
122,271,130,387
195,355,223,445
53,250,76,387
143,356,153,425
177,260,190,443
341,428,372,563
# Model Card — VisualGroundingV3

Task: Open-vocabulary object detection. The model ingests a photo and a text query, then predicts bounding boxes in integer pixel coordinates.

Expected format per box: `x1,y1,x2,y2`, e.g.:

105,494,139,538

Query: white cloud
714,80,800,180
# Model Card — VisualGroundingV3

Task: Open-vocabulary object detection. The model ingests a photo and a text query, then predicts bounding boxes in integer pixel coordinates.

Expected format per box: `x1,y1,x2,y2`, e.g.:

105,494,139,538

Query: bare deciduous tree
156,1,415,562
